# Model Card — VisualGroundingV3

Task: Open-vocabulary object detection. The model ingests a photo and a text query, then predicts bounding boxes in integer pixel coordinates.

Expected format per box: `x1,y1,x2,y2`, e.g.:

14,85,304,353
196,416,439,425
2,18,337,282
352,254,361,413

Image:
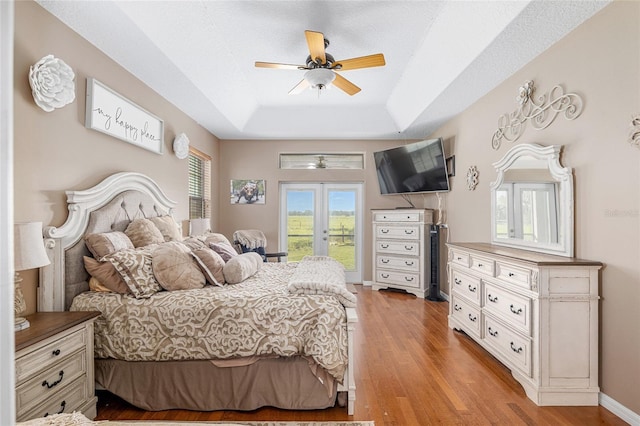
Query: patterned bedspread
70,262,349,380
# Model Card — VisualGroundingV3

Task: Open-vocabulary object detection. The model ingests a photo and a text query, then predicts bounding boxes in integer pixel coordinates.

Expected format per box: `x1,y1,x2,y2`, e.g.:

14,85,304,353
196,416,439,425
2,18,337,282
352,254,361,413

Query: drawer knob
454,278,461,285
510,304,523,315
454,304,462,312
52,349,61,356
381,259,389,264
404,229,414,234
381,244,389,249
42,370,64,389
381,229,389,234
468,284,477,293
488,327,498,337
477,263,483,267
468,314,477,322
405,261,414,266
457,257,462,261
44,400,66,417
404,245,413,251
405,276,414,282
510,342,523,354
488,294,498,303
508,272,515,277
381,273,389,278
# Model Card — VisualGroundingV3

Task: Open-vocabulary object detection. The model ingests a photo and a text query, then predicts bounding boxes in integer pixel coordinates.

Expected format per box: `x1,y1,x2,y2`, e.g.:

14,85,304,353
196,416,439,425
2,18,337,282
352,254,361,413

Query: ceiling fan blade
332,73,361,96
305,30,326,65
288,78,311,95
255,61,306,70
334,53,386,71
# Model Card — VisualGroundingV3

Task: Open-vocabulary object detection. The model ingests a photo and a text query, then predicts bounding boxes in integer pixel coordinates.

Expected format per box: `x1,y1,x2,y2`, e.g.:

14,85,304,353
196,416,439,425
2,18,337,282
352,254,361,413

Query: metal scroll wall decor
629,114,640,149
491,80,584,150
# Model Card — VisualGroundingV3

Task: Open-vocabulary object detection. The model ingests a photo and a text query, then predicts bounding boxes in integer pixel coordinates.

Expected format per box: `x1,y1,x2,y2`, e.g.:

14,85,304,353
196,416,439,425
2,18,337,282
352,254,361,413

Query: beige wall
427,1,640,414
14,1,220,315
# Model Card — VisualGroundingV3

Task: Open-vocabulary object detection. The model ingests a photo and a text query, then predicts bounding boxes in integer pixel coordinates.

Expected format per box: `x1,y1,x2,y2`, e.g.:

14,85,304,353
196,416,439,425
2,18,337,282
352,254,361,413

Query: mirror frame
490,143,574,257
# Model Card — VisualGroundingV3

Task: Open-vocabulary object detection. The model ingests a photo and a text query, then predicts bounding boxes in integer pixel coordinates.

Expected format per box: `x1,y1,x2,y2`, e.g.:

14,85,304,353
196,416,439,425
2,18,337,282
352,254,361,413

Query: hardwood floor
95,285,625,425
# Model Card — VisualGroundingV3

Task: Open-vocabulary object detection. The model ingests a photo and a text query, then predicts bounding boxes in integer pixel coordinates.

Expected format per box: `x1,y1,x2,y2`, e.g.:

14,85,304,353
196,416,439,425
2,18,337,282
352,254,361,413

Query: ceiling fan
255,30,386,96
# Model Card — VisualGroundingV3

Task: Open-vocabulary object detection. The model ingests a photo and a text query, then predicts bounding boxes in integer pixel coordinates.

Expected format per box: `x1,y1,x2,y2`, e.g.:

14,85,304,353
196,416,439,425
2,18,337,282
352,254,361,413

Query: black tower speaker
427,225,444,301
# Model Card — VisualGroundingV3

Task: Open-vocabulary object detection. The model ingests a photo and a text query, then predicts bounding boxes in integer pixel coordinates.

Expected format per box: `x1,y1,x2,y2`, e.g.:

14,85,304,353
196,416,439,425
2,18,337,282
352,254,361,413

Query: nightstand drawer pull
510,342,523,353
44,400,66,417
487,294,498,303
488,327,498,337
510,304,523,315
42,370,64,389
468,314,477,322
52,349,61,356
468,284,477,292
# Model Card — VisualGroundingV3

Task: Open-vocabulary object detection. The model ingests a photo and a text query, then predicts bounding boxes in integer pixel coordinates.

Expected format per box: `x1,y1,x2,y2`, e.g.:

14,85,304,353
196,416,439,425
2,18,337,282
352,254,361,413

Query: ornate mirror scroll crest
492,80,584,150
490,143,574,258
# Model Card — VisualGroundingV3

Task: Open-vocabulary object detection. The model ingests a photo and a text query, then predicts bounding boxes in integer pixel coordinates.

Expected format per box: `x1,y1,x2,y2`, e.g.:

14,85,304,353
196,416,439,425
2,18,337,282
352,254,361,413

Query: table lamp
14,222,50,331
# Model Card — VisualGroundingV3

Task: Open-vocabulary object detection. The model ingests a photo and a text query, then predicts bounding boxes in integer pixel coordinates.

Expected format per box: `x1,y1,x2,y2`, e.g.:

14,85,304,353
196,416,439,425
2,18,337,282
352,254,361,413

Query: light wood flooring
95,285,626,425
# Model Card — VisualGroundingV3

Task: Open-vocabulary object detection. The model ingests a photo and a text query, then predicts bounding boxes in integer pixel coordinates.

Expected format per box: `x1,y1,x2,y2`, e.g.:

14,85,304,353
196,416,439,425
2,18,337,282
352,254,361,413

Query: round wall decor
173,133,190,159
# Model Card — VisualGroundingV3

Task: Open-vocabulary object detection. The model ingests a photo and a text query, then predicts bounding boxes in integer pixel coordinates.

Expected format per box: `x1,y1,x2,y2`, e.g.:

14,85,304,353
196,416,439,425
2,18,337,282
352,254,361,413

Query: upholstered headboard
39,172,177,311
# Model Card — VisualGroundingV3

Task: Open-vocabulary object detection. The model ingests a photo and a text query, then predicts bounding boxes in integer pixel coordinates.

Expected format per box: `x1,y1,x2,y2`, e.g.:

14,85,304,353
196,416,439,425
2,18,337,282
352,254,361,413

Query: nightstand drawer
17,375,89,421
376,255,420,272
16,327,86,384
16,349,87,415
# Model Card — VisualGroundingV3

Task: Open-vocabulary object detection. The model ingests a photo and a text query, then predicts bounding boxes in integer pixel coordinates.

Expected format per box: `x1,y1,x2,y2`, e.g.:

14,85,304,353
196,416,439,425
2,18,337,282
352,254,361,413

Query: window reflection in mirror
497,182,558,243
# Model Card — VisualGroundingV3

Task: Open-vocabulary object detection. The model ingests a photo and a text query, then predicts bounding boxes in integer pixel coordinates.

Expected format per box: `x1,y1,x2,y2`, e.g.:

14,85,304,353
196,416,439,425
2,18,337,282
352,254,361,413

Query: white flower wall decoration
28,55,75,112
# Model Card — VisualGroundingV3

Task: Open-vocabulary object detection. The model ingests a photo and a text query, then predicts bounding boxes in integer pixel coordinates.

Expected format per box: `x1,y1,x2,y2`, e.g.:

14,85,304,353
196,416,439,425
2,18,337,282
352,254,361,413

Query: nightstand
15,311,100,421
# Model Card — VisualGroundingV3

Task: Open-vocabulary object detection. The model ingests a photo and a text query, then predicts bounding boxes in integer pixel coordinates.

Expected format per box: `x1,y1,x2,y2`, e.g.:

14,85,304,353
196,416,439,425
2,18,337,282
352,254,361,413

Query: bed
38,172,357,414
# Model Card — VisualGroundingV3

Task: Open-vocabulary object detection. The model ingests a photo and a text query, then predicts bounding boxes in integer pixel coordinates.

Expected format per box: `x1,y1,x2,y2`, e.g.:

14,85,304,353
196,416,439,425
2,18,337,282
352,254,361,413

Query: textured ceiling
37,0,609,140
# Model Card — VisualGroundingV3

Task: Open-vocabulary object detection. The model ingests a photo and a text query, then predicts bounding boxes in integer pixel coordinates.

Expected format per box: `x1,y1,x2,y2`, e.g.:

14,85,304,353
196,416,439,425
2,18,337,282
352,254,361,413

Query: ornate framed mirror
490,143,574,257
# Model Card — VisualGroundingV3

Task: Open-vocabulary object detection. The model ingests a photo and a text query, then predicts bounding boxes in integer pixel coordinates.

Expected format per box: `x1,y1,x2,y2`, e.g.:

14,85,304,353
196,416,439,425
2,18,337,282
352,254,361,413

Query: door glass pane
286,190,314,262
495,188,510,239
327,190,356,271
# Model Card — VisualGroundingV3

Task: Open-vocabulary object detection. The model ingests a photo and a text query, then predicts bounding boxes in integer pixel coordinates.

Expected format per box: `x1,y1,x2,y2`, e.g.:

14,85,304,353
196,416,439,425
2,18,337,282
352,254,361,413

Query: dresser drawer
376,269,420,289
17,375,89,421
496,262,532,289
451,295,481,338
450,249,470,268
451,269,481,304
373,211,422,222
376,240,420,256
470,254,495,276
16,327,86,384
376,255,420,272
16,349,87,415
484,283,531,334
483,316,532,377
375,225,420,240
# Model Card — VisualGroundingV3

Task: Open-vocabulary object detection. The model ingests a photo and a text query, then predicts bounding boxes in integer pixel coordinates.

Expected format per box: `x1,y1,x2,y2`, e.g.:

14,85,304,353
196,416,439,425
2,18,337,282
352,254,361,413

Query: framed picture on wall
230,179,266,205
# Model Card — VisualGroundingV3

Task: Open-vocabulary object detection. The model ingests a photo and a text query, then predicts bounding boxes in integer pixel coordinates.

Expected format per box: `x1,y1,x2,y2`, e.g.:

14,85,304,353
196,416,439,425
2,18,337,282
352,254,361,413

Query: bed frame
39,171,357,414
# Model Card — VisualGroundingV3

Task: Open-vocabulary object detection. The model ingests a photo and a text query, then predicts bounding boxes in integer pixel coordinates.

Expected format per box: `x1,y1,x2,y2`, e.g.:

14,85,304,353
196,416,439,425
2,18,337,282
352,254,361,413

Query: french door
279,182,363,283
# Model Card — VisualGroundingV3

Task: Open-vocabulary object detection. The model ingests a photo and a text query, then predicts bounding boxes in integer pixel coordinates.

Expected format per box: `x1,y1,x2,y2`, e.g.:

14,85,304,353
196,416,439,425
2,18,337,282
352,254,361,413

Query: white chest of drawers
15,311,100,421
372,209,432,298
447,242,602,406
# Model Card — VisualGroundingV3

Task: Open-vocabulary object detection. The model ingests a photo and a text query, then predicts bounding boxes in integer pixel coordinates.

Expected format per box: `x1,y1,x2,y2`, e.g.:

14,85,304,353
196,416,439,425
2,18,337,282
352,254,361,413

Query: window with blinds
188,149,211,219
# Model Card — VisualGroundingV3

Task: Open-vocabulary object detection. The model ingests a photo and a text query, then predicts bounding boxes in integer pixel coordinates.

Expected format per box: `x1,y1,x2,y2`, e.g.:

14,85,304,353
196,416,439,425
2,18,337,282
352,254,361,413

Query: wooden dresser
447,242,602,406
15,311,100,421
372,209,433,298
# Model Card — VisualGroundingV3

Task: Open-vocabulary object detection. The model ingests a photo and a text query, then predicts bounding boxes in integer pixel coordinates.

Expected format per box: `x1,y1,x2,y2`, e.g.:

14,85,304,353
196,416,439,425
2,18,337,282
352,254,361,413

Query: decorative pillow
181,237,206,250
83,256,130,294
210,242,239,262
105,247,162,298
125,218,165,248
152,242,206,291
149,215,182,242
85,231,134,259
88,276,112,293
198,232,232,247
191,247,225,287
223,252,263,284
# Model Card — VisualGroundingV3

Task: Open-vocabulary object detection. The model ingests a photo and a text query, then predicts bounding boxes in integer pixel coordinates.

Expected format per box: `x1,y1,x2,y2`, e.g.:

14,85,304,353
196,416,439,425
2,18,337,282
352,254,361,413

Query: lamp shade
304,68,335,89
14,222,50,271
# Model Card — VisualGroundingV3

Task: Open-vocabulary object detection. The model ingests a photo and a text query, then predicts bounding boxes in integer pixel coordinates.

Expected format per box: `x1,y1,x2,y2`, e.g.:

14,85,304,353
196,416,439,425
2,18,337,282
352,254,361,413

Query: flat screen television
373,138,449,195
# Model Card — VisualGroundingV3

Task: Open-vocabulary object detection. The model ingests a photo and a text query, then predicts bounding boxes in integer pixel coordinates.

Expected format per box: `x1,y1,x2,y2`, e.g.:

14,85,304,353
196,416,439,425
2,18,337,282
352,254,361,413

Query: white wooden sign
85,78,164,154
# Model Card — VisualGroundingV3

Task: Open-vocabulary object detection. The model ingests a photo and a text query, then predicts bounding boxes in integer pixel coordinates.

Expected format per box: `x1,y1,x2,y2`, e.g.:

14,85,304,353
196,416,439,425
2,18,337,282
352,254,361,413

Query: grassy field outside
287,214,356,270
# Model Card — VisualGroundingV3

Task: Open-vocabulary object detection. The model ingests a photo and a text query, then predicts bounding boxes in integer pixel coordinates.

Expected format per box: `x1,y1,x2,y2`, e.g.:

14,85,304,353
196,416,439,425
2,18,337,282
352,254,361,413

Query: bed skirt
95,357,340,412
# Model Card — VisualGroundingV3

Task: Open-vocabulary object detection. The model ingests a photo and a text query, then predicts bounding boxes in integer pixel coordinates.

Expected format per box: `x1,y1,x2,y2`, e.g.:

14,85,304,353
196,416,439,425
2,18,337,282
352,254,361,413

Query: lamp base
15,316,30,332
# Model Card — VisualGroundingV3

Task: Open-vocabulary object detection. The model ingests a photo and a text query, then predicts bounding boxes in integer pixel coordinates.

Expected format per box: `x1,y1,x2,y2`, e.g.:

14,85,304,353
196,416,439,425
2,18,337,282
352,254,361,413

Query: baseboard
439,291,450,302
362,280,373,287
599,392,639,425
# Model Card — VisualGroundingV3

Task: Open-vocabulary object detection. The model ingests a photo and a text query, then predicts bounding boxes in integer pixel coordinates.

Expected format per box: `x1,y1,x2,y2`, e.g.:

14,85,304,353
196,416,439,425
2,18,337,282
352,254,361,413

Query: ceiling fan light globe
304,68,335,89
